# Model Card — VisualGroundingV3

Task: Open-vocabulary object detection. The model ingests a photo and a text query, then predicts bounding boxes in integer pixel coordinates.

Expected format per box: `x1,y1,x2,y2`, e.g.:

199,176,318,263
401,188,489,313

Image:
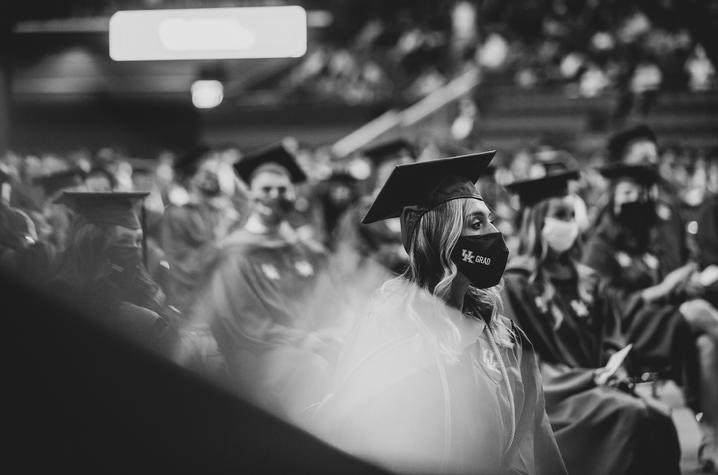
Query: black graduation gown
502,259,681,475
200,228,343,414
588,187,688,273
582,222,698,397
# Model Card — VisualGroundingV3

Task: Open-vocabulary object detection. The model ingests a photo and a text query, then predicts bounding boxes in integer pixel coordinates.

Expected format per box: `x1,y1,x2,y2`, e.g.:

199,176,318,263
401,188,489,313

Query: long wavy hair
515,199,592,326
382,198,513,362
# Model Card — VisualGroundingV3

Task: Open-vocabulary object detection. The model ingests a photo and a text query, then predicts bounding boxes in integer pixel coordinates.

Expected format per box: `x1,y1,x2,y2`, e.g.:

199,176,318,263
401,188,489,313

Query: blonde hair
381,198,513,362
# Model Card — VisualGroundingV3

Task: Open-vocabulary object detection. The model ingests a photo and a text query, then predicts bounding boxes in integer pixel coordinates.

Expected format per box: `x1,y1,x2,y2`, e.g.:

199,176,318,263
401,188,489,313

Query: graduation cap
607,124,657,162
233,142,307,184
55,191,149,230
361,138,417,165
596,163,660,186
33,167,87,197
362,151,496,250
504,170,580,207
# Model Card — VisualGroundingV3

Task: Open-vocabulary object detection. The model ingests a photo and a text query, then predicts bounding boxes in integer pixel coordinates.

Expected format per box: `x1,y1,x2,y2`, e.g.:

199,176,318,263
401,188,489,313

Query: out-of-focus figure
316,170,362,250
160,144,240,314
503,170,681,475
84,166,117,192
334,138,417,276
691,190,718,471
126,158,171,296
0,167,40,274
597,124,689,269
32,167,87,263
49,191,178,357
200,143,342,417
582,163,718,456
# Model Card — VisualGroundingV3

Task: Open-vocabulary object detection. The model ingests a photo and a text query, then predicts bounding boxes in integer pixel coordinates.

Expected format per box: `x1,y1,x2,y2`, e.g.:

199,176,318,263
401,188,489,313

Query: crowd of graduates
1,123,718,473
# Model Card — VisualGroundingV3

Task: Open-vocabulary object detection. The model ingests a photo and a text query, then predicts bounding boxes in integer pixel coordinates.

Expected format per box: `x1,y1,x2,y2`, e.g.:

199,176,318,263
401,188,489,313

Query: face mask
256,196,294,224
451,232,509,289
617,200,657,228
542,217,579,254
106,245,143,272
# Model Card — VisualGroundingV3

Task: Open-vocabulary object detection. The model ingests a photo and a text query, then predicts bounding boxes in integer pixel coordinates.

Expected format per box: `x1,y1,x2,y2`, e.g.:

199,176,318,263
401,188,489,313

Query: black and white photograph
3,1,718,474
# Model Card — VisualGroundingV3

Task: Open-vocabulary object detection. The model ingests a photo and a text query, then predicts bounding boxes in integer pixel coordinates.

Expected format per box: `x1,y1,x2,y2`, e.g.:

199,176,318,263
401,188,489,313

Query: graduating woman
501,170,681,475
49,192,178,356
304,152,566,475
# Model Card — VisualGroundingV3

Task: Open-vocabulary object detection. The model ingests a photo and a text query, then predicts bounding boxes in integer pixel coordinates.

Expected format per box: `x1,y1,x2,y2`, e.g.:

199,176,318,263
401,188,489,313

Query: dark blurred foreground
3,269,386,475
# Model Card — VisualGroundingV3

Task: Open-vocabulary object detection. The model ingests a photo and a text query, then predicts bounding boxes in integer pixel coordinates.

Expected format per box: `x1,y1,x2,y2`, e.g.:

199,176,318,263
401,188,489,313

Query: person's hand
594,345,632,386
680,298,718,322
594,366,633,393
661,262,697,291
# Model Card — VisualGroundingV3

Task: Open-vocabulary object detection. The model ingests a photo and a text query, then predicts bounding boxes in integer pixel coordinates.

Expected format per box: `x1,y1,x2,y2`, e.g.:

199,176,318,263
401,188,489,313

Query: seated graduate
333,138,417,276
305,151,566,475
160,144,240,314
582,164,714,424
685,188,718,471
49,191,178,356
0,167,41,275
198,142,344,416
501,170,681,475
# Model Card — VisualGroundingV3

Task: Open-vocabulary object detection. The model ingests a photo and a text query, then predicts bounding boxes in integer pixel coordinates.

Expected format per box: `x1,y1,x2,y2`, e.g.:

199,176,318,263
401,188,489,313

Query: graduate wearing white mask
501,170,681,475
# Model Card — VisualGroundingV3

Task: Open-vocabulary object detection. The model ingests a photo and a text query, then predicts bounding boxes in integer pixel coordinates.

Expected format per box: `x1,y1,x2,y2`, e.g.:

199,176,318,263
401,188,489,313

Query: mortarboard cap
233,142,307,184
504,169,580,207
361,138,417,165
607,124,657,162
33,167,87,197
596,163,660,186
362,151,496,250
55,191,149,229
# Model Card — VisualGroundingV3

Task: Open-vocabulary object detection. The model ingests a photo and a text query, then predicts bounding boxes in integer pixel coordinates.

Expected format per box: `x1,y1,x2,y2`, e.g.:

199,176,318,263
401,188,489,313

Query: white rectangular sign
110,6,307,61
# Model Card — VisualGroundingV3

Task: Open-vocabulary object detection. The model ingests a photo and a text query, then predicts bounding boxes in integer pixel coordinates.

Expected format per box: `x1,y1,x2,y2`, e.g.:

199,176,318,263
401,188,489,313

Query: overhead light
307,10,333,28
191,80,223,109
109,6,307,61
348,157,372,180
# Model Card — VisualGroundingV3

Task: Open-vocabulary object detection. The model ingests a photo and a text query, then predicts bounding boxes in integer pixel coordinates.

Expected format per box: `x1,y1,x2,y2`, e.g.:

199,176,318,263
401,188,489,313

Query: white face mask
542,217,579,253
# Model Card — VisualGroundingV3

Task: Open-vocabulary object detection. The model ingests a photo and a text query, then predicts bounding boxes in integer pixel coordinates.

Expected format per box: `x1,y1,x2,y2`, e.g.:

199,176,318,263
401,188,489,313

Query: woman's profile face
545,195,576,223
461,199,498,237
